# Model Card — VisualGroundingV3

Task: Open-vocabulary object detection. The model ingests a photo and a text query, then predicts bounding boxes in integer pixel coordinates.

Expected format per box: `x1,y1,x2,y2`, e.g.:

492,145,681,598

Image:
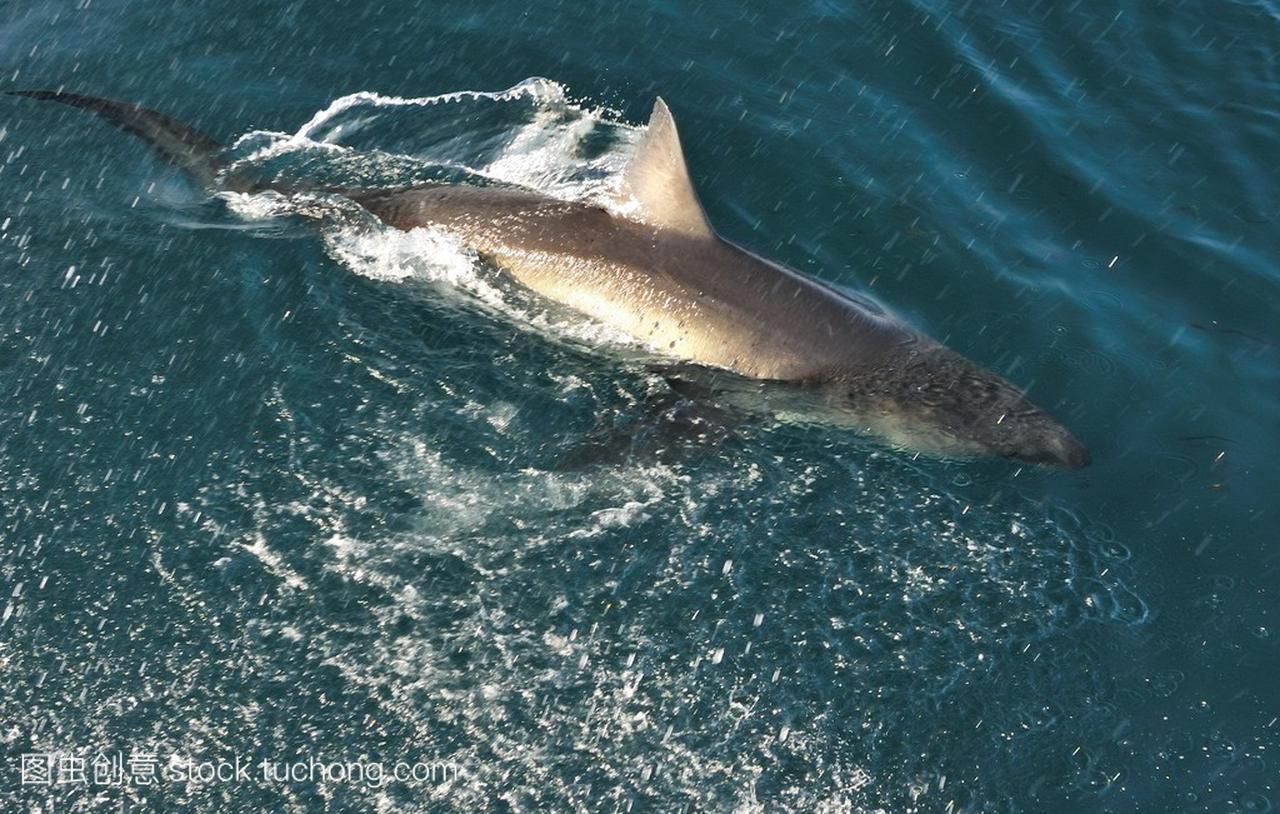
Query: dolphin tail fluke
8,90,227,188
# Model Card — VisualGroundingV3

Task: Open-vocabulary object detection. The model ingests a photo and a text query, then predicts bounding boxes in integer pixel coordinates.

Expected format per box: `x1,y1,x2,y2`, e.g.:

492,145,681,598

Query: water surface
1,1,1277,811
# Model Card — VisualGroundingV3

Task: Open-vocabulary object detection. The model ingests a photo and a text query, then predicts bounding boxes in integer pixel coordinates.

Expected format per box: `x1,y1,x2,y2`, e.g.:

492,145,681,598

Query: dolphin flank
8,89,1090,468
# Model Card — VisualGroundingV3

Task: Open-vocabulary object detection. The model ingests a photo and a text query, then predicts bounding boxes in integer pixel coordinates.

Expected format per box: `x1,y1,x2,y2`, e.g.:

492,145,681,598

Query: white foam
219,79,652,355
219,189,297,220
295,77,570,143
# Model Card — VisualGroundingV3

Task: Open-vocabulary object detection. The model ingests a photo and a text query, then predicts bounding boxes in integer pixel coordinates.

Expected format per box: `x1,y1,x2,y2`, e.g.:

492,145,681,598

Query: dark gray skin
8,90,1089,467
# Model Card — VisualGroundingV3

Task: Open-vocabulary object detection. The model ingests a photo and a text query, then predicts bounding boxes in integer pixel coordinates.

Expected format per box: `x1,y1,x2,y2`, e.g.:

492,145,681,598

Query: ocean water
1,0,1277,811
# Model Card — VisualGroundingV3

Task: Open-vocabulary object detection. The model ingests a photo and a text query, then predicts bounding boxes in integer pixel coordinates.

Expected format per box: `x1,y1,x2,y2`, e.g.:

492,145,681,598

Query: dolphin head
836,344,1091,468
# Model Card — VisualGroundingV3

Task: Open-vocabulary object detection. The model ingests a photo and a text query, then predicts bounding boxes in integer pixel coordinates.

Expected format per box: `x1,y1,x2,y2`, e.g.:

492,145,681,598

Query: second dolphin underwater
10,89,1089,468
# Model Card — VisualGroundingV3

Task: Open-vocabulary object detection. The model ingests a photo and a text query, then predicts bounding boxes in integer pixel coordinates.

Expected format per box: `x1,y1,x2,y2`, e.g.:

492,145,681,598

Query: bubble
1015,701,1060,732
1108,584,1149,626
1097,538,1131,562
1239,793,1273,813
1149,670,1185,698
1210,574,1237,591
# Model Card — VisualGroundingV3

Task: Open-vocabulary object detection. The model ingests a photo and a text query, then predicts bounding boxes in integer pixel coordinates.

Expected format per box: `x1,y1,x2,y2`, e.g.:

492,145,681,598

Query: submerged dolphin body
9,90,1089,467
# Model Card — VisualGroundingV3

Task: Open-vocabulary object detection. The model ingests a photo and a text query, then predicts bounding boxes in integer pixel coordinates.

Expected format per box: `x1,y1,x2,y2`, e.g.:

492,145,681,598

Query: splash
220,78,647,351
157,420,1142,812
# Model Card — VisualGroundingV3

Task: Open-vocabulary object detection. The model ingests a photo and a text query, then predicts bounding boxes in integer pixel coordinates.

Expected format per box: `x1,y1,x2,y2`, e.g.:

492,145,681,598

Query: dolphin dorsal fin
616,98,714,239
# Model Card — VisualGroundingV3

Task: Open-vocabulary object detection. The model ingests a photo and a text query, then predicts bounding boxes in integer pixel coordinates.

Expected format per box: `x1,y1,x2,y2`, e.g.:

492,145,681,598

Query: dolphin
8,89,1089,467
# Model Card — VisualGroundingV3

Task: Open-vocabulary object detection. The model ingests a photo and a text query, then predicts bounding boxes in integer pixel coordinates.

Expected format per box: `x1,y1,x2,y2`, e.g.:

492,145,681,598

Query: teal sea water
1,1,1277,811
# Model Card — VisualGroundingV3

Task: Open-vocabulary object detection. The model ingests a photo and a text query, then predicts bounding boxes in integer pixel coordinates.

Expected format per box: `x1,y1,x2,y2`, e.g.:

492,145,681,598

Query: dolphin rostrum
8,89,1089,468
